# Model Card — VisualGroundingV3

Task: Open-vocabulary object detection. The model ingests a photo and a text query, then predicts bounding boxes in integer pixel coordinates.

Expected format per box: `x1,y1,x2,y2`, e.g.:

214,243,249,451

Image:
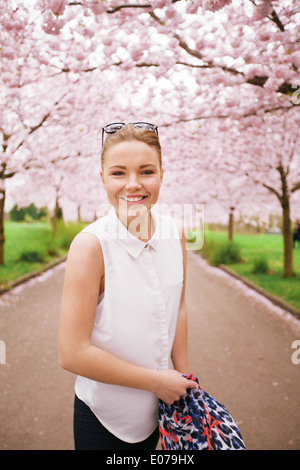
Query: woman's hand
153,369,197,405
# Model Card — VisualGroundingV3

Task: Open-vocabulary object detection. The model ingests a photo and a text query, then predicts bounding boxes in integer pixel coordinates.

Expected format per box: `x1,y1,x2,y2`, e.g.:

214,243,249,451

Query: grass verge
195,229,300,312
0,220,86,288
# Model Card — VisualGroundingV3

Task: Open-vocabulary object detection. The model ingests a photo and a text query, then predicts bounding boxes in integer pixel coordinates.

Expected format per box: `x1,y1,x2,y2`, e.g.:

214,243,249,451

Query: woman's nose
125,174,142,189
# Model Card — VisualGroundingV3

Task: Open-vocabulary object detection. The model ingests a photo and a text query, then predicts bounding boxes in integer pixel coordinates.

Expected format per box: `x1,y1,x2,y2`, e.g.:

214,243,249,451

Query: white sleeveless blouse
75,206,183,443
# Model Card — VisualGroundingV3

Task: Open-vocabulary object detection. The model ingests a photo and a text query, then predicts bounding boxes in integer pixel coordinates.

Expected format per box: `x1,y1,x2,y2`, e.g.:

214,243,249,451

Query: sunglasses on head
102,121,159,145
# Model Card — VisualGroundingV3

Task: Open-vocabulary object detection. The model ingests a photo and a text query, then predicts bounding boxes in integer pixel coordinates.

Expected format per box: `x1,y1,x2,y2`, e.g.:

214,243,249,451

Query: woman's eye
111,170,154,176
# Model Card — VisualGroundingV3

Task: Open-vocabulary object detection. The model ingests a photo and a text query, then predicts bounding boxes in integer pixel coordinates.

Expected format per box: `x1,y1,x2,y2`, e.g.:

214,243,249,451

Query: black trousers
74,395,159,450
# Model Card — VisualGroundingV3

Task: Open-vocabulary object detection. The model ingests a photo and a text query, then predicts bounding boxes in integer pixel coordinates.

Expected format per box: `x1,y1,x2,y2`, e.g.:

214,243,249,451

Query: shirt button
144,244,148,248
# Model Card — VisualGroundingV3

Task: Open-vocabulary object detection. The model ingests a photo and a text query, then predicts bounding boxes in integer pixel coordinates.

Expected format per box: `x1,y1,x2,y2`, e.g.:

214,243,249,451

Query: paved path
0,252,299,450
187,252,300,450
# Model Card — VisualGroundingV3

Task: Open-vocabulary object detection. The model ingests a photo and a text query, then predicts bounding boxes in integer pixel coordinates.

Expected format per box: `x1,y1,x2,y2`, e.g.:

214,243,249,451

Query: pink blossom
2,18,24,33
119,59,132,71
2,48,15,60
80,27,95,39
130,46,144,62
252,0,272,21
49,0,66,16
244,65,265,80
263,77,284,93
151,0,172,9
103,36,114,47
90,3,107,15
259,31,271,42
1,18,15,32
199,0,232,12
187,3,200,14
274,66,291,81
164,7,177,20
73,50,86,61
292,51,300,69
2,72,18,87
41,14,64,35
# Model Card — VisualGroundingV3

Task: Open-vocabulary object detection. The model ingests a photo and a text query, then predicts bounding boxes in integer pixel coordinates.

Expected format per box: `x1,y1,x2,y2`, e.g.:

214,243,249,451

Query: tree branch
15,92,68,152
267,8,285,32
291,182,300,193
160,103,300,127
148,10,294,95
1,162,16,180
248,0,285,32
262,183,282,203
160,114,229,127
107,3,152,14
63,2,294,95
3,171,17,179
68,0,181,12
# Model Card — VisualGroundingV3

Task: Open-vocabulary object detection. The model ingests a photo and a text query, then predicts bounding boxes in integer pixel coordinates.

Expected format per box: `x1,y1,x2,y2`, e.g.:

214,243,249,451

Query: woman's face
100,140,163,223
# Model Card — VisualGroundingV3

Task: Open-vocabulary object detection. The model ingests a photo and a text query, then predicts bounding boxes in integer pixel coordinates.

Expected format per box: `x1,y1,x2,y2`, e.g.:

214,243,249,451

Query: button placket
143,248,169,369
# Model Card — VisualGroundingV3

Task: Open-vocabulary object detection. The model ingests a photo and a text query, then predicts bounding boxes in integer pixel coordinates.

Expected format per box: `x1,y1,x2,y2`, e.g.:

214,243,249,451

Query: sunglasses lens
104,123,125,133
134,122,156,132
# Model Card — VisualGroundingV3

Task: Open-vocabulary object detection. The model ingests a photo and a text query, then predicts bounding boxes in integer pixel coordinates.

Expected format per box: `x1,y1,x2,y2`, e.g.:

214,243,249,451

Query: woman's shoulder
62,231,104,299
66,226,104,277
80,214,109,239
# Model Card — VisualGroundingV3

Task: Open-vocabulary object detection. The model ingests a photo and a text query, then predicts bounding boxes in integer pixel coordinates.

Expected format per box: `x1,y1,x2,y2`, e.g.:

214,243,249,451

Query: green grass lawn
196,229,300,312
0,220,86,287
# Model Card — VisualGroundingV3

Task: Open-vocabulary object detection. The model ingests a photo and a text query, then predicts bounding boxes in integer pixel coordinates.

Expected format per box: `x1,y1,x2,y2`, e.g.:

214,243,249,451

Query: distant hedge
9,204,48,222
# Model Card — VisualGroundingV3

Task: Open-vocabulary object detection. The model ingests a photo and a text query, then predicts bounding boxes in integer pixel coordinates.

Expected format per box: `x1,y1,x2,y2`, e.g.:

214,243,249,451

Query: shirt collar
107,206,160,258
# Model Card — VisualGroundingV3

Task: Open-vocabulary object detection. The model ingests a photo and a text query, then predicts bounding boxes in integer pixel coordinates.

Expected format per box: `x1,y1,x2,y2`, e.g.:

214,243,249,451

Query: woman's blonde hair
101,124,162,168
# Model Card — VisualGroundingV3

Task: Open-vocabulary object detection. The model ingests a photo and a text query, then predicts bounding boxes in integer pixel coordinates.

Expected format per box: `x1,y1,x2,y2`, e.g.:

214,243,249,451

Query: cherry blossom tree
237,108,300,277
1,0,300,279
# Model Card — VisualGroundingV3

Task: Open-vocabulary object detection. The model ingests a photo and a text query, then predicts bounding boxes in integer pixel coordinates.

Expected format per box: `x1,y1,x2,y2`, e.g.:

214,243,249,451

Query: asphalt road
0,252,299,450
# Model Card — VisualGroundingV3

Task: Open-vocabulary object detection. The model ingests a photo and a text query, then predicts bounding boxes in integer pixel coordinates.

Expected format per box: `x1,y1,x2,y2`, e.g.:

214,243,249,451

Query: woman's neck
118,209,154,242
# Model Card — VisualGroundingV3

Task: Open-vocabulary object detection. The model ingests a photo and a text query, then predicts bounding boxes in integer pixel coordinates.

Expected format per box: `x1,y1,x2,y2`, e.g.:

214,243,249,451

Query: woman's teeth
120,196,146,202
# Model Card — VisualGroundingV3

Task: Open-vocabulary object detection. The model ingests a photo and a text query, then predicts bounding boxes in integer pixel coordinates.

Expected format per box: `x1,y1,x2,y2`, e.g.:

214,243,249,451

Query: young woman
58,122,196,450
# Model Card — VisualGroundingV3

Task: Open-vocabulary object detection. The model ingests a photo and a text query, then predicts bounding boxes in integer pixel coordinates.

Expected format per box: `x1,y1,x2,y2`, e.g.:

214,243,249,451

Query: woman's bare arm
171,223,189,374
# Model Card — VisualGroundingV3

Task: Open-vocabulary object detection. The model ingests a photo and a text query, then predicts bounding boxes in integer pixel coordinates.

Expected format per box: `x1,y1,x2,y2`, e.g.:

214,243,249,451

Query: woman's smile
119,195,148,205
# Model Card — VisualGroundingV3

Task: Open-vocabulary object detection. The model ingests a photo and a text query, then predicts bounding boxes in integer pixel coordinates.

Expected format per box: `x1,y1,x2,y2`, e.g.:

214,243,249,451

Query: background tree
2,0,300,278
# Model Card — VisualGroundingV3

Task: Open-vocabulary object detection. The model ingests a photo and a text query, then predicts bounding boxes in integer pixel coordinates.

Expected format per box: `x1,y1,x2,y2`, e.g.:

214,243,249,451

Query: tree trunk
0,185,5,265
0,135,9,266
264,164,295,278
52,191,59,240
77,205,82,223
278,163,294,278
228,207,235,242
281,197,294,277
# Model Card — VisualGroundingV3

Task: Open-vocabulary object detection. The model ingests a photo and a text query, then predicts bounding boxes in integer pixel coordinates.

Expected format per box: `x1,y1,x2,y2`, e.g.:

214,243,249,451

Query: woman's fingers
154,370,198,404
